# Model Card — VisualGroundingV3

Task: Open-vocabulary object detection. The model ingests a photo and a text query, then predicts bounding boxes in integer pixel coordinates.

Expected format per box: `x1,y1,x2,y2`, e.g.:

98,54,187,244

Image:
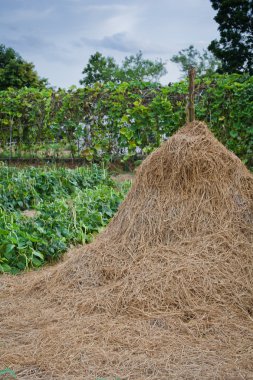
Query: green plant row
0,164,113,210
0,165,130,274
0,74,252,168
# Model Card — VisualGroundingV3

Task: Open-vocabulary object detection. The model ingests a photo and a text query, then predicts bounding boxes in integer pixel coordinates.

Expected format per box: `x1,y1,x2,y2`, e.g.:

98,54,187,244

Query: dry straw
1,121,253,379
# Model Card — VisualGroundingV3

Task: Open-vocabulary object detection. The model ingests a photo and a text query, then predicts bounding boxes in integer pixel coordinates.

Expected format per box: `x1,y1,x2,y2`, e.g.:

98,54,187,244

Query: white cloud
82,32,138,52
101,5,141,35
82,32,169,55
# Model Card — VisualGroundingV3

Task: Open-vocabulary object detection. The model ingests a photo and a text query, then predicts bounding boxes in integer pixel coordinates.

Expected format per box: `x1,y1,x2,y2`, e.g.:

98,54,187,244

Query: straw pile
1,121,253,379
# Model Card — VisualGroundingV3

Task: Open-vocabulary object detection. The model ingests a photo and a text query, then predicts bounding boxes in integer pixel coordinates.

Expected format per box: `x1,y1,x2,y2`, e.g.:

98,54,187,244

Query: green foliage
121,50,167,82
0,81,175,161
0,87,52,153
0,368,16,379
0,165,130,274
80,51,167,85
208,0,253,74
80,52,119,86
0,44,47,90
195,74,253,167
0,74,252,168
171,45,221,77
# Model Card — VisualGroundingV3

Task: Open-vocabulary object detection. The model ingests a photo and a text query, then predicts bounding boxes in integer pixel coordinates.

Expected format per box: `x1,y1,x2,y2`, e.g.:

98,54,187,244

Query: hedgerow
0,74,252,167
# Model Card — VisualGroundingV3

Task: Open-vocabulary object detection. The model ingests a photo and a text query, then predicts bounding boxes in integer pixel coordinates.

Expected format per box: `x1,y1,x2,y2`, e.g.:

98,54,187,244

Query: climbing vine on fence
0,74,252,167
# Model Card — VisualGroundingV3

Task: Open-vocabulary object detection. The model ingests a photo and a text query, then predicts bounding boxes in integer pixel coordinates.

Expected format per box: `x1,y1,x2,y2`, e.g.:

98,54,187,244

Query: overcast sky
0,0,219,88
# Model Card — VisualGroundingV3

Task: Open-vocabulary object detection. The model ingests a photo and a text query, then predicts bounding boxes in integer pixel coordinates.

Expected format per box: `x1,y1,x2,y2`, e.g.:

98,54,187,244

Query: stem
9,117,13,158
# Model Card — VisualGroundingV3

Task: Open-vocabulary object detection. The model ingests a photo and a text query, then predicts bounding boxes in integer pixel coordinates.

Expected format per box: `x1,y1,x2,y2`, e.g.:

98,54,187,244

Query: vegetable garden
0,165,130,273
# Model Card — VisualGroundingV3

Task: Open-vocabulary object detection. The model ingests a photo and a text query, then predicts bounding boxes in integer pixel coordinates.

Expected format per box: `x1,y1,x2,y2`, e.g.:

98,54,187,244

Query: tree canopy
120,51,167,82
0,44,47,90
80,51,167,86
208,0,253,74
171,45,221,77
79,52,118,85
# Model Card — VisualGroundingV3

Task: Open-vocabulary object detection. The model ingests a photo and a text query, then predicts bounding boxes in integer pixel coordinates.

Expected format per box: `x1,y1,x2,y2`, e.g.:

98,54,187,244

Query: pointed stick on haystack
188,66,196,122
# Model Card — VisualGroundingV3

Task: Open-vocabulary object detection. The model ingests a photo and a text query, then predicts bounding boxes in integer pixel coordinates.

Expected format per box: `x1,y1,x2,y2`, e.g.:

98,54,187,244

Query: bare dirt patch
112,173,134,183
22,210,39,218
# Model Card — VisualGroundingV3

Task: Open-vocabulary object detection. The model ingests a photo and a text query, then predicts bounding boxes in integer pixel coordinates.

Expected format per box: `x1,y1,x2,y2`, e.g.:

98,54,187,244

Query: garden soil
1,121,253,379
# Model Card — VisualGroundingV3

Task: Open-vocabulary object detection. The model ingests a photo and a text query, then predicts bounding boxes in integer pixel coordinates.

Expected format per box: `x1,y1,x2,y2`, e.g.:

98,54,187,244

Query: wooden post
188,66,196,122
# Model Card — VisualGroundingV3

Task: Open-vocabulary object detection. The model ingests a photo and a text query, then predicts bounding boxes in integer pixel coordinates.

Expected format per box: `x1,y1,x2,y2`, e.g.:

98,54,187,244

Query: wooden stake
188,66,196,122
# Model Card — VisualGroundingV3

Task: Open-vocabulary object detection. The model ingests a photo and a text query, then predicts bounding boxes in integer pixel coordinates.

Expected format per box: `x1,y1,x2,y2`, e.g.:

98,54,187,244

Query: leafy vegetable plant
0,165,130,273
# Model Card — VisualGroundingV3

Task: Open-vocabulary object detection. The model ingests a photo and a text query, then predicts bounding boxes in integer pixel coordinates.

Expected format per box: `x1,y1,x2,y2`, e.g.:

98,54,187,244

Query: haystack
1,121,253,380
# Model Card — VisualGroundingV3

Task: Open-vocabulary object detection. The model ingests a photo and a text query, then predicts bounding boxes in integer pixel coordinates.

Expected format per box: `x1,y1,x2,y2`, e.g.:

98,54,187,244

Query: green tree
0,44,47,90
80,51,167,85
171,45,221,77
208,0,253,74
121,51,167,82
79,52,119,85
